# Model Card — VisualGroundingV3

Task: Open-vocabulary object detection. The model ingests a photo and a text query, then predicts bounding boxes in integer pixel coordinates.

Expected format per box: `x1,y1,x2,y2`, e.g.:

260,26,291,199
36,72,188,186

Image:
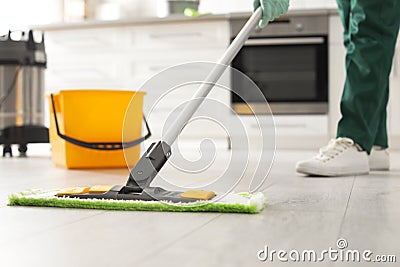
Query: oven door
231,36,328,115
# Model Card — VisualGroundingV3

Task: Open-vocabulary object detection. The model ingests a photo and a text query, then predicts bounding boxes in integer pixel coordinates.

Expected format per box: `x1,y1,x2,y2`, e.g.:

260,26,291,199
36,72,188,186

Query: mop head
8,189,266,214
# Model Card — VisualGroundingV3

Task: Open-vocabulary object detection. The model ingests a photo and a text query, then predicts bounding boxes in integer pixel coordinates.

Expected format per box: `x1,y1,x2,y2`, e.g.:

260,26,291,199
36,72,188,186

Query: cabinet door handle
149,32,202,39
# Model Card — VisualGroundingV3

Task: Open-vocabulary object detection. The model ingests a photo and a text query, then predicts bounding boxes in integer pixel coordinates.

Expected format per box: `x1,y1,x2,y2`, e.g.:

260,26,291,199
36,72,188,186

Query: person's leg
336,0,400,154
296,0,399,176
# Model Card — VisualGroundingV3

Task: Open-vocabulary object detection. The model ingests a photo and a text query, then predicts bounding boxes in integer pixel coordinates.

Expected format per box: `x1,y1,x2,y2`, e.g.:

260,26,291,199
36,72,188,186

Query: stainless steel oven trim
233,103,328,115
244,37,325,46
230,15,329,38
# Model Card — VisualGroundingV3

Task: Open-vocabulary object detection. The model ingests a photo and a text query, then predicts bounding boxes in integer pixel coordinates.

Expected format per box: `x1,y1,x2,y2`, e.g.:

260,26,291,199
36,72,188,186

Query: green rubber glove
253,0,290,28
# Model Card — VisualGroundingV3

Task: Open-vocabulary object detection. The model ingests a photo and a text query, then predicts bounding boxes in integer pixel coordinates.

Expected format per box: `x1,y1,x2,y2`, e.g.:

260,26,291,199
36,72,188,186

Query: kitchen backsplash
199,0,338,14
95,0,339,20
1,0,339,28
123,0,339,19
289,0,337,9
97,0,339,19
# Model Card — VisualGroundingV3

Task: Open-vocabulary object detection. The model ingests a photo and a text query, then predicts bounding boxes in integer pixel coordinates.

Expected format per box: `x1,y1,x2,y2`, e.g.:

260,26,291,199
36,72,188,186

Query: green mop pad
8,189,265,214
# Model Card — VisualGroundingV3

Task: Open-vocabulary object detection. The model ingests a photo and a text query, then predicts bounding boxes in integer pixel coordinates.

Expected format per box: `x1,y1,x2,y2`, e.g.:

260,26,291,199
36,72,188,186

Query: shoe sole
296,166,369,177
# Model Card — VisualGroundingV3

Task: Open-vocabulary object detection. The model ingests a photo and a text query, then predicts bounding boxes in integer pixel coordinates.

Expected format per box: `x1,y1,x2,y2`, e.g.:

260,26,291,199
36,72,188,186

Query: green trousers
336,0,400,153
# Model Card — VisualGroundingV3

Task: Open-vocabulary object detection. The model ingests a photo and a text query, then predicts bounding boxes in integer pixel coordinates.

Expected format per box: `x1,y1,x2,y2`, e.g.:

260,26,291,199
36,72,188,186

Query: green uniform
336,0,400,153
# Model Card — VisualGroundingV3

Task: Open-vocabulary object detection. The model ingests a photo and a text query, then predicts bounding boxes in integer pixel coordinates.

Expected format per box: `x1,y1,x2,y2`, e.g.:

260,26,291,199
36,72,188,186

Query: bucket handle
50,94,151,151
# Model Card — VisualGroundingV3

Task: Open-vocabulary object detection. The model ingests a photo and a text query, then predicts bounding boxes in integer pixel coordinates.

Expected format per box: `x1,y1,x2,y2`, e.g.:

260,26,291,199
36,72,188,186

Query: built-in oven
230,13,329,114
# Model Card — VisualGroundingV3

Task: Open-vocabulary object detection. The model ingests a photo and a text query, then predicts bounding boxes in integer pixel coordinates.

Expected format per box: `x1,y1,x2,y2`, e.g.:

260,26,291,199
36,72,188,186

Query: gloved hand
253,0,290,28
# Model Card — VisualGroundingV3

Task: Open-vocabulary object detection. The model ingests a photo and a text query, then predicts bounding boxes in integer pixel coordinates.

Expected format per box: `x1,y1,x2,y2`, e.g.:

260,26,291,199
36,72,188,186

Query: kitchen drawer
46,55,126,89
144,85,229,112
45,28,127,53
127,49,227,80
232,115,328,137
143,84,230,140
145,107,230,140
273,115,328,135
146,116,229,140
124,49,229,97
127,21,229,50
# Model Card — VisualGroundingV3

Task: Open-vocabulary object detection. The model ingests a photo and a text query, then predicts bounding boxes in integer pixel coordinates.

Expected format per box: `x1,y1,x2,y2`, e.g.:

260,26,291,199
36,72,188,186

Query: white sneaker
369,146,390,171
296,137,369,176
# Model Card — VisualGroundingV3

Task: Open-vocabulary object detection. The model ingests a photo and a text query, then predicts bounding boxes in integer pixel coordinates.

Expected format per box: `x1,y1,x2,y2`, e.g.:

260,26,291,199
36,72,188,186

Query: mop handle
163,7,262,146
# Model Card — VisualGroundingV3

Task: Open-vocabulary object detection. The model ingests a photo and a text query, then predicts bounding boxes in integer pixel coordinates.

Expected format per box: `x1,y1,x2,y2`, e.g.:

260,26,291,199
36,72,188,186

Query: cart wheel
3,145,12,157
18,144,27,157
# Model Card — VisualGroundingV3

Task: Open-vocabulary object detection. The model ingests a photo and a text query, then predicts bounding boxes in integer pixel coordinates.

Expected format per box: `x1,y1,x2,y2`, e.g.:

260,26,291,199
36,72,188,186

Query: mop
9,8,267,213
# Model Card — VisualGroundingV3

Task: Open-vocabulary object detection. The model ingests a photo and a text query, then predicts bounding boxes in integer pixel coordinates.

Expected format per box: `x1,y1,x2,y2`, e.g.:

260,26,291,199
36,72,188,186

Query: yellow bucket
48,90,150,169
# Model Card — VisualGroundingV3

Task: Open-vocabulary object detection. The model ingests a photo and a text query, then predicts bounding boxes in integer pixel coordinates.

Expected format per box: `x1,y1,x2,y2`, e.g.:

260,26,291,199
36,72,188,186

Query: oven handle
244,37,325,46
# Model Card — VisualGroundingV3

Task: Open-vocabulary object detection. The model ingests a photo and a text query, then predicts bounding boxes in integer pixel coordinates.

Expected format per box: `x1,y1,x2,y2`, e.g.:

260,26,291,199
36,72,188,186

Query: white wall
0,0,63,30
199,0,252,14
289,0,337,9
94,0,339,21
0,0,340,30
199,0,338,14
100,0,160,18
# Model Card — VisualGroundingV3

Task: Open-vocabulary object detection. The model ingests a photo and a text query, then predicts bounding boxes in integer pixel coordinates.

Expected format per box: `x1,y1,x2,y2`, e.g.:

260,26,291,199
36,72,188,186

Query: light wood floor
0,144,399,267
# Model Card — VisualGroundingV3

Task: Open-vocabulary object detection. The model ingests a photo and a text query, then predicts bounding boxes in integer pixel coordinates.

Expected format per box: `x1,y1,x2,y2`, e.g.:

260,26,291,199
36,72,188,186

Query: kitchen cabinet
45,27,128,89
40,11,353,149
43,20,231,142
41,13,332,149
232,115,329,150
